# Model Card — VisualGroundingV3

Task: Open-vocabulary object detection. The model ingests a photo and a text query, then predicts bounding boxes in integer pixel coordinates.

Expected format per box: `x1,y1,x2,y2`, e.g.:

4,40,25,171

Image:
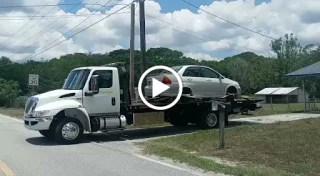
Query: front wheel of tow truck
54,117,84,145
39,130,55,140
197,112,219,129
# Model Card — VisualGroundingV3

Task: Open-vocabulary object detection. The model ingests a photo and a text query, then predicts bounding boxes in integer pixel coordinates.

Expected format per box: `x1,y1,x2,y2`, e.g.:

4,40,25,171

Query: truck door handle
188,78,193,81
207,79,212,82
112,97,115,106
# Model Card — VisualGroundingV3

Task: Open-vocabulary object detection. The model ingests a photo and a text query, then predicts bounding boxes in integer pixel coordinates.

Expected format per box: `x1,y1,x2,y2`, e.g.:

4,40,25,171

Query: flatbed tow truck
23,62,262,144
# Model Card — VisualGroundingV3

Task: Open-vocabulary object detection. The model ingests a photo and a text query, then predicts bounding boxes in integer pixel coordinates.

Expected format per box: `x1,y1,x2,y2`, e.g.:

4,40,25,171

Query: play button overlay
138,65,183,111
152,78,170,98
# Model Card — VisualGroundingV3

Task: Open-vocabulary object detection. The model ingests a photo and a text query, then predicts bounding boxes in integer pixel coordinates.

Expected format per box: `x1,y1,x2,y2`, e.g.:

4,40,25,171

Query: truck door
83,68,120,116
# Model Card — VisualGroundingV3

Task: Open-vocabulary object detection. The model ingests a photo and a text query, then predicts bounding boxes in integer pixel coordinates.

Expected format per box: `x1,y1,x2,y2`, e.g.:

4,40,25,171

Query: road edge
0,115,23,123
0,160,15,176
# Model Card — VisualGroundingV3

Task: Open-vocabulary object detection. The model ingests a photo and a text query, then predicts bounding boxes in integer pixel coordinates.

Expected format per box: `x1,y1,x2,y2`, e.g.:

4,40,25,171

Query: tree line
0,33,319,107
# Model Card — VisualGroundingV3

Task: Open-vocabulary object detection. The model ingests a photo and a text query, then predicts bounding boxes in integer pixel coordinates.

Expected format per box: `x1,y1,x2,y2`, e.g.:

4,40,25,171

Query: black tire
182,87,192,96
54,117,84,145
226,86,237,95
197,112,219,129
39,130,54,140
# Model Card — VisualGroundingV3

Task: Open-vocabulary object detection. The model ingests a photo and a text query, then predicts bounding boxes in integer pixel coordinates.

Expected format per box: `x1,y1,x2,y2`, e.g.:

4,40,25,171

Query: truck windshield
63,69,90,90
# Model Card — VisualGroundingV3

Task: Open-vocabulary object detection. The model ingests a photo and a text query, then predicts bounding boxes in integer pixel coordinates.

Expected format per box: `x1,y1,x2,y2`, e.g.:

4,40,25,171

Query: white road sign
29,74,39,86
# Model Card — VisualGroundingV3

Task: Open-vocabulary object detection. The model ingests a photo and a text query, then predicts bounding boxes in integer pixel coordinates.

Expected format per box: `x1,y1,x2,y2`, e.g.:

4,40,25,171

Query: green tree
0,79,21,107
270,33,303,86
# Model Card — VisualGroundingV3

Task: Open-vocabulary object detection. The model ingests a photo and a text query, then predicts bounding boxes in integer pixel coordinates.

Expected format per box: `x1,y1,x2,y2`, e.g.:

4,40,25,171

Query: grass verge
141,118,320,176
0,107,24,119
229,103,320,119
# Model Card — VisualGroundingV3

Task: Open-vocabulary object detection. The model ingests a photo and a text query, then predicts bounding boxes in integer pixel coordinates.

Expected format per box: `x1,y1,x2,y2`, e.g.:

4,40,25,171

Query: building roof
285,61,320,78
255,87,300,95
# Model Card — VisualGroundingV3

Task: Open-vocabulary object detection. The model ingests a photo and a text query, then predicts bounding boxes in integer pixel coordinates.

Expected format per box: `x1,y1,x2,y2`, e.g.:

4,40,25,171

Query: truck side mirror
91,75,99,93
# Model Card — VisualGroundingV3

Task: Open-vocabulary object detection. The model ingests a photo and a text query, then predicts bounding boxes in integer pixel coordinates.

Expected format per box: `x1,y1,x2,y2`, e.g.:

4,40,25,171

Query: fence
259,97,320,112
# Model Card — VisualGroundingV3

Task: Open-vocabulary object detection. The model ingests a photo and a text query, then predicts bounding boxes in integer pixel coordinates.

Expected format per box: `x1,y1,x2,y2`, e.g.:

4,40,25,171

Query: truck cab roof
72,66,115,71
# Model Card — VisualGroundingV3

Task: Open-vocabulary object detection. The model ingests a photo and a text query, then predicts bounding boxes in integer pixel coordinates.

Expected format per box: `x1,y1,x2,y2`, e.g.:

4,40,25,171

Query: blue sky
59,0,272,15
57,0,273,59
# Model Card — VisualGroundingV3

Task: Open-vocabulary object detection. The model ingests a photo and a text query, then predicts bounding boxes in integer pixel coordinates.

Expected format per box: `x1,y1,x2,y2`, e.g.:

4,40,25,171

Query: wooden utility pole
139,0,146,95
129,3,135,101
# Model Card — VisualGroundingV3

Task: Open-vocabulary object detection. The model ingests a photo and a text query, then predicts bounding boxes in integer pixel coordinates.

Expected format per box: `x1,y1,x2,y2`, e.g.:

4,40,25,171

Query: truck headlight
33,110,50,117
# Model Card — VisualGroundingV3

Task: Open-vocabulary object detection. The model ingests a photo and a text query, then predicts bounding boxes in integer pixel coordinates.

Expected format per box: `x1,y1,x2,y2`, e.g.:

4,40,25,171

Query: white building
255,87,309,103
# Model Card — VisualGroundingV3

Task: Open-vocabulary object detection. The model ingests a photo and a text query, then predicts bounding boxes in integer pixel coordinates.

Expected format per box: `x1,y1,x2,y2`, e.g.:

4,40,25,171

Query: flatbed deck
126,95,263,113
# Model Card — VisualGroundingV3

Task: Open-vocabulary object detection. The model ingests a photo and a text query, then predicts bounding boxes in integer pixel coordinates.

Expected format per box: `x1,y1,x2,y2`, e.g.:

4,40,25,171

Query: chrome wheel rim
62,122,79,140
206,113,217,127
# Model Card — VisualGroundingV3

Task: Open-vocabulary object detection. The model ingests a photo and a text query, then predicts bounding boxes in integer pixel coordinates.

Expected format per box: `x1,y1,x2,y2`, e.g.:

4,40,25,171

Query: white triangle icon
152,78,170,98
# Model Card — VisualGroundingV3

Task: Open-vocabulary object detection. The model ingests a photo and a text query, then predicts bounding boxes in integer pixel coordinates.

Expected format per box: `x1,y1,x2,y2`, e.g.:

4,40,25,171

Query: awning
284,61,320,78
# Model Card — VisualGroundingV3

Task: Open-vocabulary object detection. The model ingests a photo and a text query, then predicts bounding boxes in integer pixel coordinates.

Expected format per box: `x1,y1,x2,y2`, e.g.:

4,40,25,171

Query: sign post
218,102,230,150
29,74,39,95
219,109,225,149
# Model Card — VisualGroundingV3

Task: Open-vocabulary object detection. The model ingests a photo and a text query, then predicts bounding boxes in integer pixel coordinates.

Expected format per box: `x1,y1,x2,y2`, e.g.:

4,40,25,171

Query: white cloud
91,44,124,53
184,52,220,61
0,0,319,62
202,40,232,51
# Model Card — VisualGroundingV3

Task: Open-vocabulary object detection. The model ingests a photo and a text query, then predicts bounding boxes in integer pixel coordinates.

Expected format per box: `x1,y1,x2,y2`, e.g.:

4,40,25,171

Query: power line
0,1,51,50
20,1,133,61
0,12,128,20
8,12,130,59
10,0,114,58
8,0,85,53
6,5,58,48
146,14,271,55
0,3,108,8
181,0,277,40
147,16,248,54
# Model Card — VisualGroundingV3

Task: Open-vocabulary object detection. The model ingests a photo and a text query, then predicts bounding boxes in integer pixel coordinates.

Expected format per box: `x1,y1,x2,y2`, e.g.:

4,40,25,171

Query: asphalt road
0,115,212,176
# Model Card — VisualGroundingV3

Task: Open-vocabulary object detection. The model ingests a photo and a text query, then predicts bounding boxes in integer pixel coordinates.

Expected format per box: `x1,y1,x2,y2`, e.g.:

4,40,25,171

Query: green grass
141,118,320,176
230,103,320,119
0,107,24,119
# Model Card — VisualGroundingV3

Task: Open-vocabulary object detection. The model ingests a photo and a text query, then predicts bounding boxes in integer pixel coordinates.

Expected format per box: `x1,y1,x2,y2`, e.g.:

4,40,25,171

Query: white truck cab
24,65,127,144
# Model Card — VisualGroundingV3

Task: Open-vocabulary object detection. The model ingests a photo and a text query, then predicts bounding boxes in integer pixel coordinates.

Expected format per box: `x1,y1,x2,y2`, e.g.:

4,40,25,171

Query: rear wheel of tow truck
39,130,54,140
54,117,84,145
197,112,219,129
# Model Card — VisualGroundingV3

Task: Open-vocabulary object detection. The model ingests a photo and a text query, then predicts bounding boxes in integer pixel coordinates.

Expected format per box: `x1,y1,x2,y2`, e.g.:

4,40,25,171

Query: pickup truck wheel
197,112,219,129
39,130,54,140
54,118,84,145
